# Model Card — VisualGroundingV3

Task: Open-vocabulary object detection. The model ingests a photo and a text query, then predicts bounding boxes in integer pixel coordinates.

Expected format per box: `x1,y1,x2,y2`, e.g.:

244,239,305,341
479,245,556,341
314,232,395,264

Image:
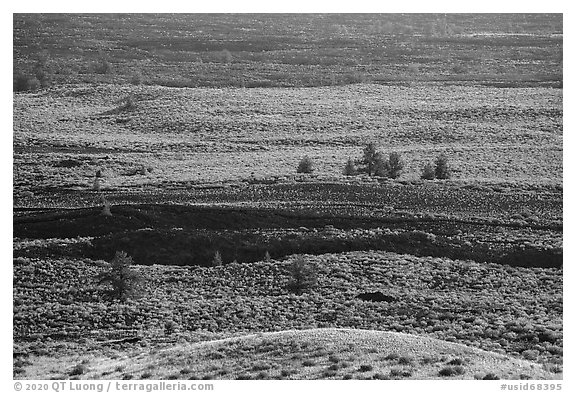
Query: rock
355,291,397,302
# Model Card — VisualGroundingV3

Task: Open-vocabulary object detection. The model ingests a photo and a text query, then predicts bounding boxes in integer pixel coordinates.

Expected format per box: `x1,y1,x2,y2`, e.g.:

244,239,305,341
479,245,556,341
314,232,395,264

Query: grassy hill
19,328,561,380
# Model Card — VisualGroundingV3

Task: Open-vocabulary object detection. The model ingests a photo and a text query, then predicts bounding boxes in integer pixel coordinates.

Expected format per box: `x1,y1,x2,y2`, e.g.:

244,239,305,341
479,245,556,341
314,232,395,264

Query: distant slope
22,328,561,380
13,14,562,89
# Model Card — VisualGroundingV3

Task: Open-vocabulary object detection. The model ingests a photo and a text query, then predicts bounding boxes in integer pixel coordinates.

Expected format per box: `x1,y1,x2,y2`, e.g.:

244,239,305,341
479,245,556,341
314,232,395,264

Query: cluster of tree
343,142,405,178
297,143,451,180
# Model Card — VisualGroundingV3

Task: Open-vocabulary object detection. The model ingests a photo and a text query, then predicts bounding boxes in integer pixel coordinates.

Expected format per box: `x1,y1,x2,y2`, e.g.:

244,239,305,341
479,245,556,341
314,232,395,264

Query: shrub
14,74,41,92
343,158,358,176
389,368,412,378
70,363,88,376
358,364,373,372
398,356,415,365
97,251,143,301
287,256,318,294
447,358,465,366
212,251,223,267
438,366,465,377
482,372,500,380
94,58,111,74
131,72,143,85
164,320,177,336
297,156,314,174
280,369,296,377
434,153,450,179
421,162,436,180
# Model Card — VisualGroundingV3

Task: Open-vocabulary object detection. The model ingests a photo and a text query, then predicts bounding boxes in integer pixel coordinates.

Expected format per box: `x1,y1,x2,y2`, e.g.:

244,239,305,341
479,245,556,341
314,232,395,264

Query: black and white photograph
11,8,564,387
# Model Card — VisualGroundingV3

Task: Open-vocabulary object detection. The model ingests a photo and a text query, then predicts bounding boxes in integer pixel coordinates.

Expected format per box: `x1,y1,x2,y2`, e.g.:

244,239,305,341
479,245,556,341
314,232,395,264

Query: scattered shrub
297,156,314,174
482,372,500,380
421,162,436,180
287,256,318,294
434,153,451,179
358,364,373,372
302,359,316,367
398,356,415,365
372,372,390,380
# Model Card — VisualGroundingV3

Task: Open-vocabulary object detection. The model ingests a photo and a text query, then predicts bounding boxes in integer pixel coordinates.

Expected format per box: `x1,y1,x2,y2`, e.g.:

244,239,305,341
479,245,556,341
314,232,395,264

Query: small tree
379,152,404,179
421,162,436,180
343,158,358,176
434,153,450,179
287,256,318,295
264,251,272,262
359,143,380,176
297,156,314,174
97,251,142,301
212,250,223,267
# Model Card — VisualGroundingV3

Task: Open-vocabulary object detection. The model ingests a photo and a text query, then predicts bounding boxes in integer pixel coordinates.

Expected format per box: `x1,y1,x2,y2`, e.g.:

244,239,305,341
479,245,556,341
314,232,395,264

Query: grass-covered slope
19,328,561,380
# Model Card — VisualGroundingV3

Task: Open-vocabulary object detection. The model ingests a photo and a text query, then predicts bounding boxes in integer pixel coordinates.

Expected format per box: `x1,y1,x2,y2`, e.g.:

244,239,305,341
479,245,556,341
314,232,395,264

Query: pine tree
297,156,314,174
212,250,223,267
389,152,405,178
421,162,436,180
343,157,358,176
359,143,379,176
97,251,142,301
434,153,450,179
287,256,318,295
